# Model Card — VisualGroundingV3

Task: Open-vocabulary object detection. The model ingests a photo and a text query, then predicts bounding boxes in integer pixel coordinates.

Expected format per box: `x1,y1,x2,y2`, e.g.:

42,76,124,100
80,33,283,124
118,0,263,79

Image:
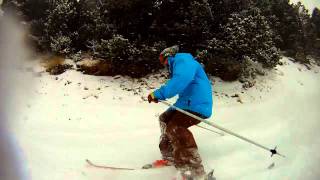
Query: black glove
148,92,158,103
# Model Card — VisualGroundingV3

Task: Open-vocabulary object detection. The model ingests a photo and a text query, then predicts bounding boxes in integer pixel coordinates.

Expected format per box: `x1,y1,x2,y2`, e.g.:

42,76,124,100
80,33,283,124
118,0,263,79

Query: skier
148,45,213,179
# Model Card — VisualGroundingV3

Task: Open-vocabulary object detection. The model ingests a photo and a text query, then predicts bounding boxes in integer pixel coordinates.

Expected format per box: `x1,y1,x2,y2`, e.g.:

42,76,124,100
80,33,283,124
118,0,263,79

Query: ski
86,159,215,179
86,159,172,171
86,159,135,170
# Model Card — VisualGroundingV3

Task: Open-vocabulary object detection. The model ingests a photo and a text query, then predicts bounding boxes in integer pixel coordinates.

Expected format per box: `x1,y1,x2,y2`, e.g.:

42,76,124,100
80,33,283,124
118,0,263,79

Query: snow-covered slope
9,57,320,180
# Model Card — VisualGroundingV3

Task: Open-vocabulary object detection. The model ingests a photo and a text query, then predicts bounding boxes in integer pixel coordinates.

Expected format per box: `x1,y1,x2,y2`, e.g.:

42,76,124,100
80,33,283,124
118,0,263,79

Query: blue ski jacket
153,53,213,118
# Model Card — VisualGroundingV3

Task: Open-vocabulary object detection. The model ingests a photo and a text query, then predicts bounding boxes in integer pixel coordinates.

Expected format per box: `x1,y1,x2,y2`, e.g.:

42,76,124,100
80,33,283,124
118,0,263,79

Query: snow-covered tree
254,0,316,62
4,0,316,79
311,8,320,56
312,8,320,38
198,7,280,80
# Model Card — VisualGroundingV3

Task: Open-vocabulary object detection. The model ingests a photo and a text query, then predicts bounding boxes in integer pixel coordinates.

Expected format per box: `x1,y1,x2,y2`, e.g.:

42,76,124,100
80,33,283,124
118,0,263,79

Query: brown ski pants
159,110,205,176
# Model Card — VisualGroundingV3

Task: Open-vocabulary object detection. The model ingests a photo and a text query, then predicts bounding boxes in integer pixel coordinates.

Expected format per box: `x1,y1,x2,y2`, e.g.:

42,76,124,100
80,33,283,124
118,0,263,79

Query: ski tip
86,159,95,166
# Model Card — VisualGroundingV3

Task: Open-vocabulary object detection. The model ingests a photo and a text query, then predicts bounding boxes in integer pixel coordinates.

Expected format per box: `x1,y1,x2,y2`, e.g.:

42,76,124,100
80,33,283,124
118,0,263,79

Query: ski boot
142,159,173,169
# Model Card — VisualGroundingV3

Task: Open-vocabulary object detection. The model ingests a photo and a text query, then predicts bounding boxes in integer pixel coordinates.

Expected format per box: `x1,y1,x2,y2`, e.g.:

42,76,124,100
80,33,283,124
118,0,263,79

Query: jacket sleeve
154,59,196,100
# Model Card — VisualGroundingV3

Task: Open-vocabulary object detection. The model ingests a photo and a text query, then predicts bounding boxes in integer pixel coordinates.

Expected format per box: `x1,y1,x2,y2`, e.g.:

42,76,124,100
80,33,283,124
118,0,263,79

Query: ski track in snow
8,57,320,180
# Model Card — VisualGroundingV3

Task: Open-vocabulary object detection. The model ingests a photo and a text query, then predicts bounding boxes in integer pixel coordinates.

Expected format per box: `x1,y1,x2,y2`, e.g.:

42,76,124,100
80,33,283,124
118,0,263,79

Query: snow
4,57,320,180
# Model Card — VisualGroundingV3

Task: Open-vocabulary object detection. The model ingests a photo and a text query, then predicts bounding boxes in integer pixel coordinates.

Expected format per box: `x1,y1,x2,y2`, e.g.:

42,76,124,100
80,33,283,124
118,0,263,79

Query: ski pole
196,124,224,136
160,101,285,158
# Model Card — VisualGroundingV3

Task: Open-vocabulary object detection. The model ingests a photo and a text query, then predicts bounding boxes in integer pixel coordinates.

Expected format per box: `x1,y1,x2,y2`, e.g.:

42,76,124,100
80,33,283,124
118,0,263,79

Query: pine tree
311,8,320,56
5,0,309,79
198,7,280,80
101,0,155,41
312,8,320,38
